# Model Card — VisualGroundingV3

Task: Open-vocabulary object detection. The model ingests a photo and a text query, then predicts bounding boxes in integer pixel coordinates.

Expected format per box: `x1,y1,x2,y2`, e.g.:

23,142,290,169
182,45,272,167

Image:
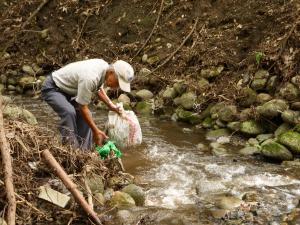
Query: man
41,59,134,150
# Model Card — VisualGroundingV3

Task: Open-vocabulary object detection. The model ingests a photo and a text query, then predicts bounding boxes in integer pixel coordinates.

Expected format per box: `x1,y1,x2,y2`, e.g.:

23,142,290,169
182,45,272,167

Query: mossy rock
199,103,214,120
239,146,260,156
162,87,177,100
122,184,145,206
237,87,257,107
240,120,265,136
135,101,152,115
206,128,230,140
173,82,187,95
256,93,272,104
136,89,154,100
3,106,38,125
261,140,293,161
275,123,293,138
279,82,299,101
256,99,288,118
110,191,135,208
281,110,300,124
177,92,197,110
200,66,224,79
251,78,267,91
240,108,253,121
175,108,201,125
278,131,300,154
202,117,213,128
281,160,300,168
256,134,273,143
217,105,237,122
227,121,241,131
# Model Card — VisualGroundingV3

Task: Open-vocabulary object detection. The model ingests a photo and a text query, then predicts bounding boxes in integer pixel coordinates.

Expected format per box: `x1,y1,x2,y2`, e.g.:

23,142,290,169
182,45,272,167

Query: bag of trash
107,103,142,148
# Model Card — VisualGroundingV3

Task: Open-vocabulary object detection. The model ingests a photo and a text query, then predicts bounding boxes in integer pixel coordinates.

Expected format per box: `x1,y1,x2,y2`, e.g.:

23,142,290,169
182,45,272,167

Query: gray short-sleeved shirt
52,59,109,105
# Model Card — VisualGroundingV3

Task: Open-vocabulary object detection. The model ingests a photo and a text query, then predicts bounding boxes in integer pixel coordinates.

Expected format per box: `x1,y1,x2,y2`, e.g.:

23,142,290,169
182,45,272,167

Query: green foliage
255,52,264,65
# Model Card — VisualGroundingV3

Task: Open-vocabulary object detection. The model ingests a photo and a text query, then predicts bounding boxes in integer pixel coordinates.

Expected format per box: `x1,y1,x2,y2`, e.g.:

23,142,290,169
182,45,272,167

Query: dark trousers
41,75,92,150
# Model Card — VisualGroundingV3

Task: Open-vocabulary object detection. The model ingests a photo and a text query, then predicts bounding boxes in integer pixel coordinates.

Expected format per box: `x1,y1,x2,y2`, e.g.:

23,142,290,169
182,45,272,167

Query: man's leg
71,100,93,150
41,77,80,148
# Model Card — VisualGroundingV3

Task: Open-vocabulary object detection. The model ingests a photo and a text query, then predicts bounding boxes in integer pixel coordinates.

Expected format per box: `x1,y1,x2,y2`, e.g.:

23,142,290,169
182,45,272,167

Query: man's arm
97,87,121,113
79,104,108,146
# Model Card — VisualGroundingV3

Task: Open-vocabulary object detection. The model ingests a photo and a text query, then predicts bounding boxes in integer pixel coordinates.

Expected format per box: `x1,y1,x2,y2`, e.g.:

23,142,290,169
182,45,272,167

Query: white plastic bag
107,103,142,148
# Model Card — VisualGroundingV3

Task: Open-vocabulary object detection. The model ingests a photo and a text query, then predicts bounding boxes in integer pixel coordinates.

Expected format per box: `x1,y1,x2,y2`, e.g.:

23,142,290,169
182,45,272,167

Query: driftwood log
0,96,16,225
42,149,102,225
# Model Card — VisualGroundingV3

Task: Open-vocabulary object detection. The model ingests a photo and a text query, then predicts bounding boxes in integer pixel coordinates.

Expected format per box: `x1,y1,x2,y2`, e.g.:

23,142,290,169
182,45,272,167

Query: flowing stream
15,96,300,225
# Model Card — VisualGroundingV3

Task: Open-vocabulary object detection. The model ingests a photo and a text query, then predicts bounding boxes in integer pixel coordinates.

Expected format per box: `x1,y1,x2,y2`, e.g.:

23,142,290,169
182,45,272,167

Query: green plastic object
95,141,122,159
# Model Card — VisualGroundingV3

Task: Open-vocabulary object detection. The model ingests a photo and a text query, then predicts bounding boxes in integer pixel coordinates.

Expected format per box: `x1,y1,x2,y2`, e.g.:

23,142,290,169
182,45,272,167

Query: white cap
112,60,134,92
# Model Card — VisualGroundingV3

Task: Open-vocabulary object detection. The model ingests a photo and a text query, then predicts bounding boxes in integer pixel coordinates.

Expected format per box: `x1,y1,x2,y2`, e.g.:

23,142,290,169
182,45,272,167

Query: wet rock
266,75,279,92
291,102,300,111
200,65,224,79
122,184,145,206
7,85,16,91
136,101,152,115
240,120,265,136
116,210,135,224
237,87,257,107
22,65,35,76
216,196,243,210
118,94,131,105
175,92,196,110
175,108,201,125
7,77,17,86
199,103,214,120
147,55,159,65
275,123,293,137
0,218,7,225
162,87,177,100
198,77,210,90
278,131,300,154
206,128,230,140
87,175,104,194
3,106,38,125
18,76,36,88
210,143,229,156
217,105,237,122
136,89,153,100
256,99,288,118
281,159,300,167
256,133,273,143
202,117,213,128
173,81,187,95
94,192,105,207
246,138,260,147
227,121,241,131
110,191,135,208
256,93,272,104
261,139,293,161
280,82,300,101
239,146,260,155
210,102,226,119
282,110,300,124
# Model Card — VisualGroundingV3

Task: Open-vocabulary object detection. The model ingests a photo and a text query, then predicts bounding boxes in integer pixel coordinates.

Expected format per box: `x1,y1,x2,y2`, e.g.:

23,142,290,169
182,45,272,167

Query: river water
15,96,300,225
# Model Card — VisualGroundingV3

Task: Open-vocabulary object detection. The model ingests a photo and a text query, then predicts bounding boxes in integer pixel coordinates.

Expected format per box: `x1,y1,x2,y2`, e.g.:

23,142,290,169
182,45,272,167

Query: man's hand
93,130,108,146
110,104,123,115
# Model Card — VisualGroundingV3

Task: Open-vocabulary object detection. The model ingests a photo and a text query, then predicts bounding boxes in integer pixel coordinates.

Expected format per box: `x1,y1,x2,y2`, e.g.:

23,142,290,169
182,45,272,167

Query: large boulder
237,87,257,107
256,99,288,118
110,191,136,208
261,139,293,161
136,89,154,100
281,110,300,124
278,131,300,154
122,184,145,206
3,106,38,125
240,120,265,136
174,92,196,110
175,108,201,125
279,82,299,101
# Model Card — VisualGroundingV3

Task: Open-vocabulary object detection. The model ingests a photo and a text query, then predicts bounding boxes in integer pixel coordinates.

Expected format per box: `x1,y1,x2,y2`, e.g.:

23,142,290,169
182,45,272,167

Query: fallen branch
149,17,200,75
2,0,51,53
41,149,102,225
0,96,16,225
131,0,164,60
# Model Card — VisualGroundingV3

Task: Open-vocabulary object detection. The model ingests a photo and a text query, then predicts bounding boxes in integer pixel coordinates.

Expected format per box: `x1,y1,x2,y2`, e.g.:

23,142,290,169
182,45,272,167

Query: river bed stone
278,131,300,154
261,139,293,161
